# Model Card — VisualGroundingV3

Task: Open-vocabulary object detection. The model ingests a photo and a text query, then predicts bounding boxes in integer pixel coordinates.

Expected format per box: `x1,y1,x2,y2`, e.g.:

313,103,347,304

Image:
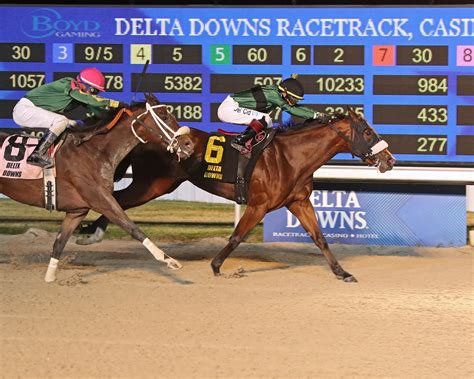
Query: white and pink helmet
76,67,105,93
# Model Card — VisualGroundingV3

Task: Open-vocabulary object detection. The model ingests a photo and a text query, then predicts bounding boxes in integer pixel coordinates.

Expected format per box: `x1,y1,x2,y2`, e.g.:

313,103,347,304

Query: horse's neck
93,114,141,169
277,124,348,172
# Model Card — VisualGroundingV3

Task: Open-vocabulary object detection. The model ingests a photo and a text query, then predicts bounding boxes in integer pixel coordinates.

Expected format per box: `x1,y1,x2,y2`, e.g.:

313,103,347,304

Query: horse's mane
69,101,146,134
66,101,150,146
276,112,347,134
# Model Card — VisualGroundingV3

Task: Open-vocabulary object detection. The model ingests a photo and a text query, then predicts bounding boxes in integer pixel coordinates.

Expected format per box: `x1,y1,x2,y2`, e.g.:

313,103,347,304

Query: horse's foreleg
287,200,357,282
45,211,88,282
211,205,267,275
76,177,179,245
90,193,181,270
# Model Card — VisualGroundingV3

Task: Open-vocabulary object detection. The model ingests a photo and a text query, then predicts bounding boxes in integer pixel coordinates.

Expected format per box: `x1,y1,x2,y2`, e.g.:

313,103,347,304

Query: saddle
0,133,65,211
0,112,128,211
201,128,276,204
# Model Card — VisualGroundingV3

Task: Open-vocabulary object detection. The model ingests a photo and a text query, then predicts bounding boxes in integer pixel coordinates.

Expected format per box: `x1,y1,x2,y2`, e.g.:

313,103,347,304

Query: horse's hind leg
76,215,108,245
45,211,88,282
211,205,267,275
287,199,357,282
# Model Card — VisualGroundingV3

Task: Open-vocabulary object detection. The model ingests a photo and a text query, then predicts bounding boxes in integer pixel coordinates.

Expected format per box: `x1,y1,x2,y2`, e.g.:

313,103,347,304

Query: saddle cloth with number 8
0,135,44,180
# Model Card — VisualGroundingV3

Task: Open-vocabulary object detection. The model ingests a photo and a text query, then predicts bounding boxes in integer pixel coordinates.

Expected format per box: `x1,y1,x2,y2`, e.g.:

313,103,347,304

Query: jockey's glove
109,100,129,109
69,119,85,128
313,112,336,124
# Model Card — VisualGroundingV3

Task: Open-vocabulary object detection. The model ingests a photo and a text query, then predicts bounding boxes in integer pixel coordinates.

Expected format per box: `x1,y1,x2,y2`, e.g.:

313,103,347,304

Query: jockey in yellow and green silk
217,76,334,154
12,67,126,168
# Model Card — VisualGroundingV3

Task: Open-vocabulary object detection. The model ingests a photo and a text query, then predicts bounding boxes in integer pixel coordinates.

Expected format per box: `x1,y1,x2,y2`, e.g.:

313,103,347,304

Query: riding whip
132,59,150,103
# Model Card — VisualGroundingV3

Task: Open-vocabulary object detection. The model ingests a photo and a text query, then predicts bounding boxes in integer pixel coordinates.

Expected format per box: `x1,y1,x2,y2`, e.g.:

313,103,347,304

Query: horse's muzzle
375,150,396,173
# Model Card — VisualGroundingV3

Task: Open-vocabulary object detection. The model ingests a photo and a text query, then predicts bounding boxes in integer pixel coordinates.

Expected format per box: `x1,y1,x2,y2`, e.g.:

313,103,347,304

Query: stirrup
231,140,244,149
27,154,52,168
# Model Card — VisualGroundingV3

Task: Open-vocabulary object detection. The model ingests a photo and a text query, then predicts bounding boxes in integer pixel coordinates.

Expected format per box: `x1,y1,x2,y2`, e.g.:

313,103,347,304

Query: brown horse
0,94,194,282
79,109,395,282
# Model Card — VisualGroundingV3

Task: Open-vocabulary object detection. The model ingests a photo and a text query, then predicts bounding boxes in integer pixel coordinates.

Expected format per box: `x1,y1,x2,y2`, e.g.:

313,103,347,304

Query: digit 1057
9,73,45,89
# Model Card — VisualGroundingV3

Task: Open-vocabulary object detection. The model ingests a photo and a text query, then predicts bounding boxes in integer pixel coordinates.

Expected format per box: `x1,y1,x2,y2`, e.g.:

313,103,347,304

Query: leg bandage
142,238,182,270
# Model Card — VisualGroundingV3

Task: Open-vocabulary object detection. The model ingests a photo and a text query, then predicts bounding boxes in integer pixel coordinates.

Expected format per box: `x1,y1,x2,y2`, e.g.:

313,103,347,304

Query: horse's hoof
166,260,182,270
75,235,95,245
343,276,358,283
212,267,221,276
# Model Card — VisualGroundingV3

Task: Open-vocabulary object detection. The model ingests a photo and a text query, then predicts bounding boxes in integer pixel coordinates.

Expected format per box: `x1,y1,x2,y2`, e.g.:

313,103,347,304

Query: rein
132,103,191,159
73,102,191,160
73,108,134,146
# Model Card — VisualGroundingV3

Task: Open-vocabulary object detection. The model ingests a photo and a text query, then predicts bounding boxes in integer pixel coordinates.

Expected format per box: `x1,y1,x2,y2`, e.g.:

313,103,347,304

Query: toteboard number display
0,6,472,166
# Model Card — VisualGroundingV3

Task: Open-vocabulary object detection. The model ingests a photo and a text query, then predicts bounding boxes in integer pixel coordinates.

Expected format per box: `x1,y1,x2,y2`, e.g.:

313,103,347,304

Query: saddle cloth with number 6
0,135,44,179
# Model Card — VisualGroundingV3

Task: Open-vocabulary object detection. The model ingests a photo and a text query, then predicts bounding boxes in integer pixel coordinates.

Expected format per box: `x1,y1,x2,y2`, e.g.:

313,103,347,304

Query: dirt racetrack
0,228,473,378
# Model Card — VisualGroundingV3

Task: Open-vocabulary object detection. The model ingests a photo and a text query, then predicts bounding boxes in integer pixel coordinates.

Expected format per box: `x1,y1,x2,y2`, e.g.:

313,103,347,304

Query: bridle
131,103,192,160
327,117,388,166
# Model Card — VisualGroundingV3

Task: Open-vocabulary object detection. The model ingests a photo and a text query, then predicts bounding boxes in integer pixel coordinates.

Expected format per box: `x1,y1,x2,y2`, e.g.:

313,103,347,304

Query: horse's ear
347,107,357,120
151,93,160,105
144,92,159,105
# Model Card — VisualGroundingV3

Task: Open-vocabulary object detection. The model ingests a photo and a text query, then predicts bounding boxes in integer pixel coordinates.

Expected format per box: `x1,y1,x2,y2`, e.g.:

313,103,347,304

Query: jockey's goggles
278,86,304,105
84,85,100,95
285,94,300,105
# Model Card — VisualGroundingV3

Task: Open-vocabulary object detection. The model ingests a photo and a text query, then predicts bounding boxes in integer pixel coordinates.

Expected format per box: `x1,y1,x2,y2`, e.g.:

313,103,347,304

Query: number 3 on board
52,44,73,63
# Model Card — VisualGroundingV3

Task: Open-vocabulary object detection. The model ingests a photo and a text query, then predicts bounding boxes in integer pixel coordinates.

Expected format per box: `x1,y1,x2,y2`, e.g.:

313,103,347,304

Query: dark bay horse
79,109,395,282
0,94,194,282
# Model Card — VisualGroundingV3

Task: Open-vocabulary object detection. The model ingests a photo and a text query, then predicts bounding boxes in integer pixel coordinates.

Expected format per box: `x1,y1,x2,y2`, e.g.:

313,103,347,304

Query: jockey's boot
231,118,266,153
26,130,58,168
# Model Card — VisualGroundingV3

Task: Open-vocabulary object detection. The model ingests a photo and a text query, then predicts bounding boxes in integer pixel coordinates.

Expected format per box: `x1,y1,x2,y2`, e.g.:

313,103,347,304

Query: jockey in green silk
217,76,334,154
13,67,126,168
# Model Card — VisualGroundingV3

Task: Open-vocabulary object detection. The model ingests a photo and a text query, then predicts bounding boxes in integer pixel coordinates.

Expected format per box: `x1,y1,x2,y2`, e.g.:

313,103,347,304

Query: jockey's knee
217,103,232,123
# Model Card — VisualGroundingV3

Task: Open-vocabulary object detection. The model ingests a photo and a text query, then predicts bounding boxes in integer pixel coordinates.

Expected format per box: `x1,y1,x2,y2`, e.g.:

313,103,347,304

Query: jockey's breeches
13,97,70,135
217,96,272,128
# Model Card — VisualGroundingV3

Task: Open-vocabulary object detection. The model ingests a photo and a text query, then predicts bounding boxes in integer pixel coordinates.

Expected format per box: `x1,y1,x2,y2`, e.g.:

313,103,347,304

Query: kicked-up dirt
0,228,473,378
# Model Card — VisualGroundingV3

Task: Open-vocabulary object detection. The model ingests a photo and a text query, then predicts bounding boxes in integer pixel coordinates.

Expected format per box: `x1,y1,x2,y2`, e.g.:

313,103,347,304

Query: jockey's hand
108,100,129,109
313,112,333,124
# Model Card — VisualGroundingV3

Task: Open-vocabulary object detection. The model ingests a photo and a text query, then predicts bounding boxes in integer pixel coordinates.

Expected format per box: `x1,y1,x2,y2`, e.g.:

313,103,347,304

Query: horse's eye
364,129,372,137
